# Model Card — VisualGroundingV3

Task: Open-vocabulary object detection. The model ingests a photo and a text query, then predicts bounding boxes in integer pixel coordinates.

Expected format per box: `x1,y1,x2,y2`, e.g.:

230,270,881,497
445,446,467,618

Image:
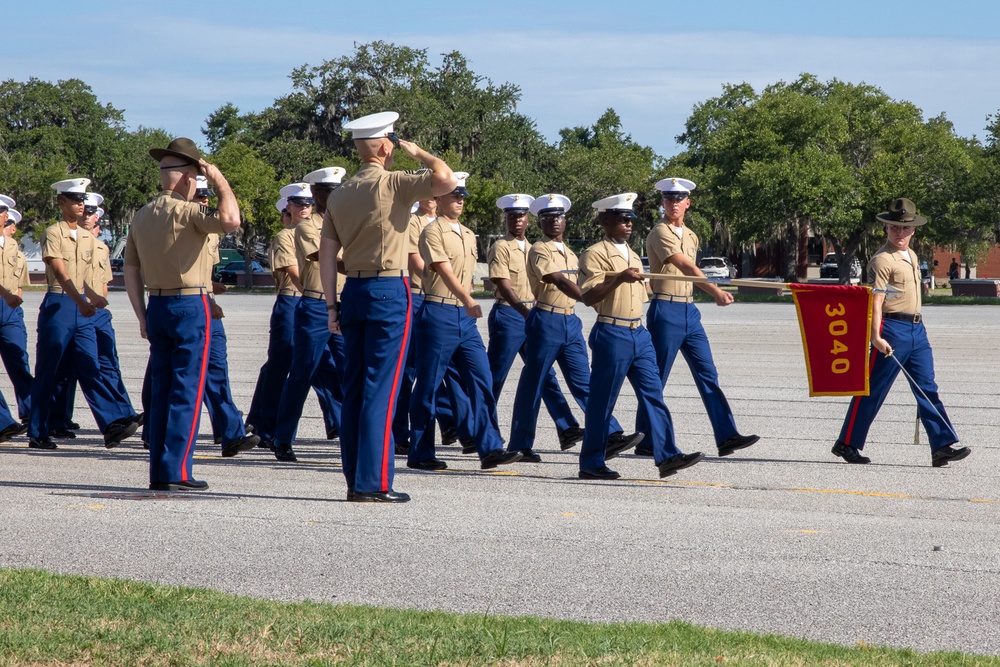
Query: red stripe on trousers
181,295,211,481
380,278,411,492
843,319,884,445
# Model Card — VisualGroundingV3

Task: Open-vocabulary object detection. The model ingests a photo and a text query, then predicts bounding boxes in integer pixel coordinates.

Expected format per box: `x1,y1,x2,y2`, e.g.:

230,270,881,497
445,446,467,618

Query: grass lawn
0,569,993,666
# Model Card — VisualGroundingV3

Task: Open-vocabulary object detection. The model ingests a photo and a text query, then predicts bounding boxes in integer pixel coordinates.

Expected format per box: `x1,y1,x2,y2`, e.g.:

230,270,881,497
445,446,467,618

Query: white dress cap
6,209,20,225
654,177,697,194
52,178,92,195
303,167,347,185
410,201,420,214
195,175,209,189
95,207,104,220
529,193,572,217
275,197,288,214
279,183,314,199
496,194,535,212
452,171,471,196
84,192,105,207
0,194,16,209
343,111,399,139
593,192,637,212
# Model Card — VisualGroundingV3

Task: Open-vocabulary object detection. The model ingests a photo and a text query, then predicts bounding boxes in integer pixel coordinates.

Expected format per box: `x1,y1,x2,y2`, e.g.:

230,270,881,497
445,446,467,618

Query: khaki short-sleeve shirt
527,237,578,310
579,239,647,319
297,214,324,294
270,227,300,295
488,234,532,304
0,237,29,293
419,218,478,299
42,221,95,289
869,244,921,315
322,164,435,272
124,190,226,290
93,239,112,292
407,213,434,291
647,221,698,297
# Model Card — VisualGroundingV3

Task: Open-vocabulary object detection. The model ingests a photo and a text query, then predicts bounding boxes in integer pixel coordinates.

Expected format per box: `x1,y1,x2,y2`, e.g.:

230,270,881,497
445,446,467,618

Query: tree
209,142,280,287
554,109,660,247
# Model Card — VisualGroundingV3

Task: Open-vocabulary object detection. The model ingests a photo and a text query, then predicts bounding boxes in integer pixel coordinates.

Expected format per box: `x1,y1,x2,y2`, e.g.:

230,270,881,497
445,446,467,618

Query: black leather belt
884,312,921,323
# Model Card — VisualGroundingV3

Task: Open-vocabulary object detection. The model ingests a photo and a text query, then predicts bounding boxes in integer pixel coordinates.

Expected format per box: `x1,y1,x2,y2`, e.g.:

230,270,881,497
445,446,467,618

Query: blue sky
6,0,1000,156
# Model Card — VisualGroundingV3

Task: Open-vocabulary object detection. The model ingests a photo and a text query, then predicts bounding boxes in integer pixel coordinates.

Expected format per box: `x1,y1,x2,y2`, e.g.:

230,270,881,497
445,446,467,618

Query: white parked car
698,257,737,280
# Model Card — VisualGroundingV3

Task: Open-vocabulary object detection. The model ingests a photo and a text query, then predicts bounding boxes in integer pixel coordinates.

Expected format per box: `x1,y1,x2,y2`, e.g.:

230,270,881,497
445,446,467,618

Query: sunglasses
84,206,97,215
661,194,689,201
61,194,87,202
287,198,315,207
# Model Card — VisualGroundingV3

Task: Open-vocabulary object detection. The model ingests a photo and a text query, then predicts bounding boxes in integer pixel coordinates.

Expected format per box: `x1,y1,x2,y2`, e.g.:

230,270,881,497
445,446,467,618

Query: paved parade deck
2,292,998,655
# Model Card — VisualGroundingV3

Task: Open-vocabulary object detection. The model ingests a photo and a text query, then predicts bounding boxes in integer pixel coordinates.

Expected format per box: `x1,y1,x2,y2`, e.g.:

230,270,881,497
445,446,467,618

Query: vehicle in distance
698,256,737,280
819,253,862,280
217,260,266,285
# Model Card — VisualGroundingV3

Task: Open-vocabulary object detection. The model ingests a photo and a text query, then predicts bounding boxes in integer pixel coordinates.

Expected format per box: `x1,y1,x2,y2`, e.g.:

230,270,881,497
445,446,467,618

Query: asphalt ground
2,290,999,655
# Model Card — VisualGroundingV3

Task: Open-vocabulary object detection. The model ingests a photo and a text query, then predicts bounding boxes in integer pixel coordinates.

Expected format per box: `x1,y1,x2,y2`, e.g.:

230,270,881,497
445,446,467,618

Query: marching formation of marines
0,111,971,501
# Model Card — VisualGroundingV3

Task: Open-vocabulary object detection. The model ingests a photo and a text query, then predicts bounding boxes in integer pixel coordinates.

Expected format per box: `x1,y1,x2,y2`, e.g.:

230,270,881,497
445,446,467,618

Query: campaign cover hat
149,137,202,165
875,198,926,227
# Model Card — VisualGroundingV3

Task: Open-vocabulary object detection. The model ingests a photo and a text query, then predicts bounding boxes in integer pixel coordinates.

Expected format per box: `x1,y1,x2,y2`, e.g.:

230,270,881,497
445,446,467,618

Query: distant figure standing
948,258,959,282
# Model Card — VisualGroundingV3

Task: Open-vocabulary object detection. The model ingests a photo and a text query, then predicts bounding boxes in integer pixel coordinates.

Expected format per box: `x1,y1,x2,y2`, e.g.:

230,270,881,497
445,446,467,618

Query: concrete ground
2,290,998,656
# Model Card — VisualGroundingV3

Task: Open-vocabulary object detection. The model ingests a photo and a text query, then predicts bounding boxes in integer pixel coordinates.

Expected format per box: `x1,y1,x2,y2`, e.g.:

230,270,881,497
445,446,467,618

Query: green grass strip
0,568,992,666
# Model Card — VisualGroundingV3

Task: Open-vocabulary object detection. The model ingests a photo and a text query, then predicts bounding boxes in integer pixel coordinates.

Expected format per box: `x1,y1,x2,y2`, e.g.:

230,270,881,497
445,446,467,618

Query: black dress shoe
13,421,28,436
831,441,871,464
327,427,339,441
245,422,256,435
579,466,621,480
657,451,704,478
407,457,448,470
633,444,653,457
350,490,410,503
718,433,760,457
213,436,222,445
932,444,971,468
29,437,57,450
67,421,81,430
104,418,138,448
149,479,209,491
460,438,477,454
481,449,522,469
346,487,355,501
515,449,542,463
130,412,145,426
440,425,458,446
394,443,410,456
274,443,297,462
221,434,261,457
606,431,643,459
142,440,150,450
0,421,24,443
50,427,76,439
558,425,585,450
257,437,274,450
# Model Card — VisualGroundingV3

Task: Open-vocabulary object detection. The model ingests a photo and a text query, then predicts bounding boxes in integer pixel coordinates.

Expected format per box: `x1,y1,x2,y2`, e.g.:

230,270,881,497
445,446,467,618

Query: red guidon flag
790,284,873,397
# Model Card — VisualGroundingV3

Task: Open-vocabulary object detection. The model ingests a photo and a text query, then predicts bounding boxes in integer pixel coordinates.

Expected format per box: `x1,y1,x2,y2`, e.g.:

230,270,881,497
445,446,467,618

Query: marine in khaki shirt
527,238,579,311
270,221,302,295
576,193,703,481
298,212,327,296
578,238,647,321
488,232,534,312
867,244,921,317
124,190,224,291
418,216,478,303
407,199,437,293
0,219,30,304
